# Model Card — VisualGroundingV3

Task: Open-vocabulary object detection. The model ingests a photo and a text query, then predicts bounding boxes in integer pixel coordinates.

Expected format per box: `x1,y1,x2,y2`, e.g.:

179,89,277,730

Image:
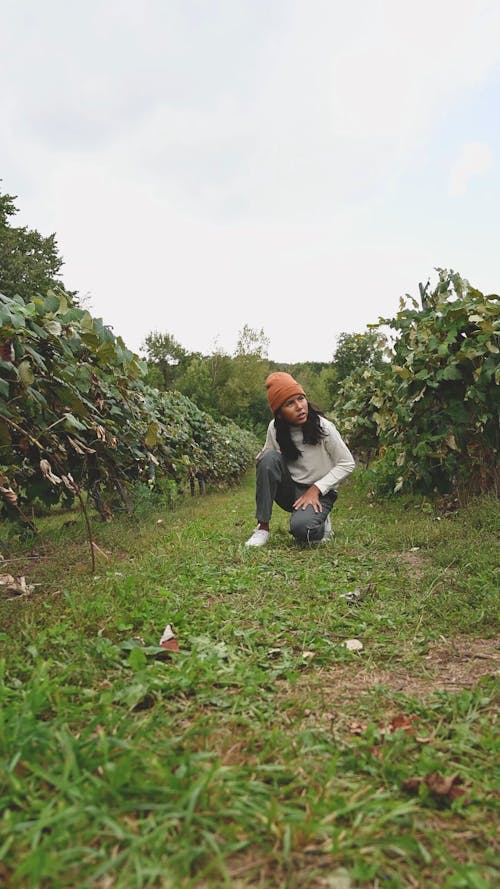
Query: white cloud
448,142,493,195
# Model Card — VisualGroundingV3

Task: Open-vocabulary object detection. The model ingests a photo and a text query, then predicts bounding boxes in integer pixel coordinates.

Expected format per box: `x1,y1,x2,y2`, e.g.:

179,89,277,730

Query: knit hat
265,372,306,413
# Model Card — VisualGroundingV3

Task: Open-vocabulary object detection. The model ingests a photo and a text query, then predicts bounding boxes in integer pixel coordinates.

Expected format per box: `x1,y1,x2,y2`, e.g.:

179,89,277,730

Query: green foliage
0,291,256,524
175,327,272,434
331,365,391,463
0,188,70,304
235,323,269,358
374,270,499,495
141,330,189,389
323,331,389,461
332,329,388,383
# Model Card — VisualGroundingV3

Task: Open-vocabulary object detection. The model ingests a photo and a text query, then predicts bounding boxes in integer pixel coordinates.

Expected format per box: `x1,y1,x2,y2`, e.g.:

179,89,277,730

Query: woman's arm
313,420,355,494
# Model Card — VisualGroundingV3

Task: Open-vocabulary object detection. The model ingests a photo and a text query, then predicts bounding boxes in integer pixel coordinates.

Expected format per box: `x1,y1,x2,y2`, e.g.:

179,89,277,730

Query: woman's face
279,393,308,425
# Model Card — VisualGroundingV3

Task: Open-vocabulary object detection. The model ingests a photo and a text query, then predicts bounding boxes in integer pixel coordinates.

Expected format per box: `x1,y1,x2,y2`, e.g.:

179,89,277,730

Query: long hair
274,403,326,461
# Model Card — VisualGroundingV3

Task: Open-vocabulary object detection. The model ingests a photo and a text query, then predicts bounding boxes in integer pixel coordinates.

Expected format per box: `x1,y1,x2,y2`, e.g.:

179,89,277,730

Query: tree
177,326,271,433
332,330,387,383
141,331,189,389
0,187,69,303
235,324,269,359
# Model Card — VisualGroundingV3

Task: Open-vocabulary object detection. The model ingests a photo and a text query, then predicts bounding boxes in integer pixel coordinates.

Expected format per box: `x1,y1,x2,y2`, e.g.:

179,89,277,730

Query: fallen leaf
426,772,465,799
341,583,377,605
320,869,353,889
344,639,363,652
341,588,362,604
402,771,466,801
0,574,16,585
1,574,35,597
159,623,180,652
383,713,415,734
161,638,180,652
347,721,367,735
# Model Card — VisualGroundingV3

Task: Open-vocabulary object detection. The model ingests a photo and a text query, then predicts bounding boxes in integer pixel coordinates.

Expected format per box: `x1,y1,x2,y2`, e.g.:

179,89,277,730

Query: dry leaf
426,772,465,799
62,474,78,492
382,713,415,734
0,574,16,585
340,584,377,604
67,436,96,455
347,721,367,735
39,459,62,485
159,623,180,652
1,574,35,597
0,484,18,505
341,588,362,604
403,771,466,801
344,639,363,652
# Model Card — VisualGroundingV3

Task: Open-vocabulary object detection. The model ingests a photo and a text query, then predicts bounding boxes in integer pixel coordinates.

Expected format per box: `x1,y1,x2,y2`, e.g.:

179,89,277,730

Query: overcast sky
1,0,499,362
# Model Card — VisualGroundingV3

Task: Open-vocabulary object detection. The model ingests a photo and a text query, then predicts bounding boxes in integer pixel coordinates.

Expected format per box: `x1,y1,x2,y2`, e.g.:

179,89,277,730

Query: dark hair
274,403,326,461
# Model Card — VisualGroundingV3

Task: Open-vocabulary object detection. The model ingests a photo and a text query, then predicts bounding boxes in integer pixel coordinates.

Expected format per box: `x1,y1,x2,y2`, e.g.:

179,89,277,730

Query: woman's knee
289,509,323,542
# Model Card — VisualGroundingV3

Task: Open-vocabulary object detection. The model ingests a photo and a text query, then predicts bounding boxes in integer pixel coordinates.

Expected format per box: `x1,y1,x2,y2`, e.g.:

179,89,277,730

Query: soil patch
392,549,430,578
296,636,499,704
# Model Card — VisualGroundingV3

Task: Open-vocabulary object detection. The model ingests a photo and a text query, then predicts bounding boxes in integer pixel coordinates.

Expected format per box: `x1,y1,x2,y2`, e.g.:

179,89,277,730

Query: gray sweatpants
255,450,337,542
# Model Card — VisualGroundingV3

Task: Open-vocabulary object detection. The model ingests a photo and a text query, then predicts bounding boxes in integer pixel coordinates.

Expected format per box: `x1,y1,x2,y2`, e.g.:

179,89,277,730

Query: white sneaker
245,527,270,547
321,516,334,543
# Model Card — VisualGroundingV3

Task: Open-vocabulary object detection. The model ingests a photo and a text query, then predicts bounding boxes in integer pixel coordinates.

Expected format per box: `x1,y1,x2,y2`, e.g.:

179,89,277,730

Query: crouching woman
246,372,355,547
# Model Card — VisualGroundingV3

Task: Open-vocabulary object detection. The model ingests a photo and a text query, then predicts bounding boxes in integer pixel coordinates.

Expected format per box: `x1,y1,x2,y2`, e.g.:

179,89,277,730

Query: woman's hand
293,485,322,512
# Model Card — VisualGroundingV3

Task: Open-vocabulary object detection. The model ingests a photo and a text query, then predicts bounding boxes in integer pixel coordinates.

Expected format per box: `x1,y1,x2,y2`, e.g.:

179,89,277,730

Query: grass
0,471,498,888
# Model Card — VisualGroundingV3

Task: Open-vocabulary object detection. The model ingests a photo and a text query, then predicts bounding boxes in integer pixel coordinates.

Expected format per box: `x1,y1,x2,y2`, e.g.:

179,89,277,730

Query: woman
245,372,355,547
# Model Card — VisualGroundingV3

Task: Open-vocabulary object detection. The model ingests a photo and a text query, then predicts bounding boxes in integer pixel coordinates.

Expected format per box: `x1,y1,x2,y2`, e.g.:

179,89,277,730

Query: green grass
0,472,498,888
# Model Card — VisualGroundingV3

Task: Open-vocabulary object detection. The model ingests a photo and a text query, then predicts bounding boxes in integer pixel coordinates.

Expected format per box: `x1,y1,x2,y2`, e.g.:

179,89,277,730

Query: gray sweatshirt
262,416,355,494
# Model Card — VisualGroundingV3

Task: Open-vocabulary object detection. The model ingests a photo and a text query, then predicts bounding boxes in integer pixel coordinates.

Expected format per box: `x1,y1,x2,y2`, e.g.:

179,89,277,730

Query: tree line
141,324,387,439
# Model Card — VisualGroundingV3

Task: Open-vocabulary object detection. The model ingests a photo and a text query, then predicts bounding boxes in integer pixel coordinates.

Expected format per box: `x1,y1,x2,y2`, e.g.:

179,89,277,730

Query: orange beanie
265,372,306,413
